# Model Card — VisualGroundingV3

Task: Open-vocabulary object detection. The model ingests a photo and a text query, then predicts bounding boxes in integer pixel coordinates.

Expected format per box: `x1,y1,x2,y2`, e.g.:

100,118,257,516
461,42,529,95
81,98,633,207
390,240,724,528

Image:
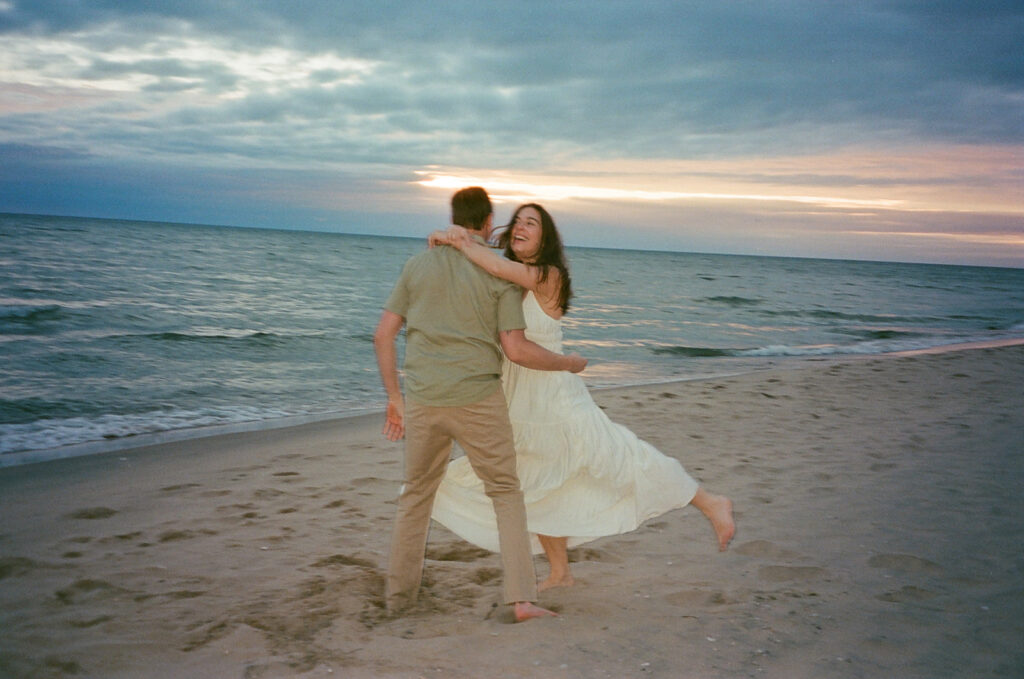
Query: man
374,186,587,622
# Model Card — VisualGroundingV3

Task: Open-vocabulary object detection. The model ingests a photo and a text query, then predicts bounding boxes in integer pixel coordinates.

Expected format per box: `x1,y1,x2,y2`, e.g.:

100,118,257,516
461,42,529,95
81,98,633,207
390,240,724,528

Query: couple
374,186,734,621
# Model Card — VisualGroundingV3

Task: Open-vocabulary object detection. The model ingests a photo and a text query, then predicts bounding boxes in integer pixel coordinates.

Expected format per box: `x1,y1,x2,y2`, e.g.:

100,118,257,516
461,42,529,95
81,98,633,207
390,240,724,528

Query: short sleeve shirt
384,237,526,406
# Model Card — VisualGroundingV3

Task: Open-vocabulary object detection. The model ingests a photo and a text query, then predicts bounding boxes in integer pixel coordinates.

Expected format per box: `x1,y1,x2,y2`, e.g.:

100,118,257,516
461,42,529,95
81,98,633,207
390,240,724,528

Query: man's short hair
451,187,492,230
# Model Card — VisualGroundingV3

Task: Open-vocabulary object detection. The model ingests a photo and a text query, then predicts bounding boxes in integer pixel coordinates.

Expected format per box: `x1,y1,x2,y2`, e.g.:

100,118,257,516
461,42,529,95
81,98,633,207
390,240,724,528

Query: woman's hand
443,225,472,250
427,230,450,248
427,225,471,249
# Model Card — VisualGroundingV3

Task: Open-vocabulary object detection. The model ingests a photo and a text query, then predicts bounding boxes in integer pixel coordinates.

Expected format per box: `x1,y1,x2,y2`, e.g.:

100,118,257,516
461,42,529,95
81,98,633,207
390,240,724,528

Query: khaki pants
386,388,537,611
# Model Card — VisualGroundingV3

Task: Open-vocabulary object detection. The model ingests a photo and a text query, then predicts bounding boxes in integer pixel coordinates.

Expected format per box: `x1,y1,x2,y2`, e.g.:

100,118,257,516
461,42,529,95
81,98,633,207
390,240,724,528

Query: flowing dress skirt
432,292,699,554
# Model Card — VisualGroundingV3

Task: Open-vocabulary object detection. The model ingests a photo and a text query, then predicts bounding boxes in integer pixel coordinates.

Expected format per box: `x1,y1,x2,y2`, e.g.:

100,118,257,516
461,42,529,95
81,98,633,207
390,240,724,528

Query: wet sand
1,345,1022,678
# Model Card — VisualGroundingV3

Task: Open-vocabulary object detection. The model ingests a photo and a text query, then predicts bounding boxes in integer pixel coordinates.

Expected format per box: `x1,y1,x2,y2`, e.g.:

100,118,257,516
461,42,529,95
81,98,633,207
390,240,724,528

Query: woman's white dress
431,291,699,554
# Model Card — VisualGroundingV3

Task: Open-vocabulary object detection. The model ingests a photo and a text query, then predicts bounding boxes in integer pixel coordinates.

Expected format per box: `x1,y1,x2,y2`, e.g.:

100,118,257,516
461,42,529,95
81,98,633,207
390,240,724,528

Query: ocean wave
0,303,65,324
756,309,904,323
838,328,927,341
651,346,735,357
106,329,330,346
698,296,764,307
652,329,1024,360
150,330,283,344
0,396,95,423
0,405,303,455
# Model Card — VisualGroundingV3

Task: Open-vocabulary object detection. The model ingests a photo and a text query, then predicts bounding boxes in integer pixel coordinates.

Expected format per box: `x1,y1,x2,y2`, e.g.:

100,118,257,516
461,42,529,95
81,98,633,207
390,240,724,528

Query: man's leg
386,402,454,612
453,389,537,605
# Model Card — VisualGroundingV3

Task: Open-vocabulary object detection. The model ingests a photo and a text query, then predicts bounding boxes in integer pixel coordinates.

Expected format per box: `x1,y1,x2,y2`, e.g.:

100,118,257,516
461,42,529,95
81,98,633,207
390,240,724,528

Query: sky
1,1,1022,267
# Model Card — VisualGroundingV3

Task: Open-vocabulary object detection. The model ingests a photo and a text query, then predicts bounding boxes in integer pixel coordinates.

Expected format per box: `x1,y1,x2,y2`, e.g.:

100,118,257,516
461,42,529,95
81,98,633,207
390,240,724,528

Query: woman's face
510,207,543,262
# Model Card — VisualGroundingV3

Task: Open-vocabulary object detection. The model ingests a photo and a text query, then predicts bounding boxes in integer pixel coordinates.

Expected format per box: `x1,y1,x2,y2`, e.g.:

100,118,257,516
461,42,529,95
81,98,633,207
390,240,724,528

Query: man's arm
374,309,406,441
500,329,587,373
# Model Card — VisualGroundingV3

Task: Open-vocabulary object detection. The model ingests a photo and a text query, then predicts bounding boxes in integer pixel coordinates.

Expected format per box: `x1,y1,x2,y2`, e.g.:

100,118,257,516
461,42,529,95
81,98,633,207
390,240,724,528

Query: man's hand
501,329,589,373
382,397,405,441
374,309,406,441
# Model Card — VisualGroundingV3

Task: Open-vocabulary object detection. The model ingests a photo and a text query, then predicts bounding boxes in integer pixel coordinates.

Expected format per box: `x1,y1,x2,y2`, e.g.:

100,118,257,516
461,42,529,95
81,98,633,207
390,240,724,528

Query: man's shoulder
401,245,518,291
398,246,441,274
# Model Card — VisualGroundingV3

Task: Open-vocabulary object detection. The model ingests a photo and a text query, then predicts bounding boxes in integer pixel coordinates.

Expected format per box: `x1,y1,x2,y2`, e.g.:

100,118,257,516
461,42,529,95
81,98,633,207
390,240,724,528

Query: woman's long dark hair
496,203,573,314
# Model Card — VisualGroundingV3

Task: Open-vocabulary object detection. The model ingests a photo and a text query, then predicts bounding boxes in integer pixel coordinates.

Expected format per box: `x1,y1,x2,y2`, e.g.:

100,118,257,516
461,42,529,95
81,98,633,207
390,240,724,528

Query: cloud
0,1,1020,266
3,3,1021,162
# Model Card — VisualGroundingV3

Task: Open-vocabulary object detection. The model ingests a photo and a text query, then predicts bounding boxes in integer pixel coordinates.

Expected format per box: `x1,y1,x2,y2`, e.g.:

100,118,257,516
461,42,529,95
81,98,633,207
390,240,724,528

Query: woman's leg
537,534,575,591
689,487,736,551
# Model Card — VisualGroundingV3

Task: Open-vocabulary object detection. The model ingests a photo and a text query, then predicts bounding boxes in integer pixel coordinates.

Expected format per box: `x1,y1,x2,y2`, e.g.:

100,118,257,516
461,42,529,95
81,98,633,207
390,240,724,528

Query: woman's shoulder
534,262,561,285
531,269,564,319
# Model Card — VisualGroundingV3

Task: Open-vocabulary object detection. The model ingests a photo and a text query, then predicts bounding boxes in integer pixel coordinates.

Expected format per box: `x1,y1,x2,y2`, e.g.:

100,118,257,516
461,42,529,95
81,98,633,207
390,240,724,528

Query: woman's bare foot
513,601,558,622
536,535,574,591
691,488,735,551
538,573,575,592
706,495,736,551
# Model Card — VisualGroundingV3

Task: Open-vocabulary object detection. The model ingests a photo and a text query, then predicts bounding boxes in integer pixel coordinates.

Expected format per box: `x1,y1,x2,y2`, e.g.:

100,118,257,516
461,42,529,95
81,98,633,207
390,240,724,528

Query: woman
429,204,735,591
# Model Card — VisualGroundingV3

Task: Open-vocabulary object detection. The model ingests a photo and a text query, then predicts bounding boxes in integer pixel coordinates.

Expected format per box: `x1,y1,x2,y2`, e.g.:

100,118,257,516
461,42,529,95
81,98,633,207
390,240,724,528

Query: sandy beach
1,344,1022,678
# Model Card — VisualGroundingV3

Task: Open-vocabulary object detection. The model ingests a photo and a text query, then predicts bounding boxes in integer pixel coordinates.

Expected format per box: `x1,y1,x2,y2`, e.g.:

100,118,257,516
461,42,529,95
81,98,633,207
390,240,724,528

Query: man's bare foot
538,574,575,592
706,494,736,551
513,601,558,622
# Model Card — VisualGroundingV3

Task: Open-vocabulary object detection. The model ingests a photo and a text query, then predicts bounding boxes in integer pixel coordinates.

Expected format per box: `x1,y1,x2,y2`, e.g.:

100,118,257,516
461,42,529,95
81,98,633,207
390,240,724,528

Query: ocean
3,213,1023,464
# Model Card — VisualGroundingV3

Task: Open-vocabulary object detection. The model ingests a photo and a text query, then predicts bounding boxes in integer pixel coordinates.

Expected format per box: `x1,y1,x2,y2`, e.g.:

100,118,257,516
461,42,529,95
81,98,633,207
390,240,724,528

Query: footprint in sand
160,483,202,493
0,556,41,580
807,486,835,497
758,565,828,582
351,476,395,496
876,585,938,603
425,544,492,562
157,529,217,543
666,589,731,607
470,567,501,585
351,476,389,486
868,553,943,575
568,547,621,564
65,507,118,520
68,615,114,628
110,532,142,542
734,540,802,560
55,578,127,605
311,554,377,569
273,453,304,461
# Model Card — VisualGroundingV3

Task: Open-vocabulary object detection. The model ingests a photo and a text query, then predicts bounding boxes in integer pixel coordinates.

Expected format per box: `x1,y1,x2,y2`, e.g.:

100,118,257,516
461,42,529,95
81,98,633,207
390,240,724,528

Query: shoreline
5,336,1023,469
1,343,1021,677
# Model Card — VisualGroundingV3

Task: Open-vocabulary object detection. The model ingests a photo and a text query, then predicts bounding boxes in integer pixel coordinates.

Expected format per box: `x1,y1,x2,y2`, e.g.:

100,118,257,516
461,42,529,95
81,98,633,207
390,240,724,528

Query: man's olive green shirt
384,236,526,406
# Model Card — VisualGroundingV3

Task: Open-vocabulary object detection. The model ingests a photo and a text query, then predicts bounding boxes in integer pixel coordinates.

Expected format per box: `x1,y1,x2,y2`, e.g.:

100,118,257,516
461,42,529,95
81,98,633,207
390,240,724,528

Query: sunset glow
415,172,906,210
